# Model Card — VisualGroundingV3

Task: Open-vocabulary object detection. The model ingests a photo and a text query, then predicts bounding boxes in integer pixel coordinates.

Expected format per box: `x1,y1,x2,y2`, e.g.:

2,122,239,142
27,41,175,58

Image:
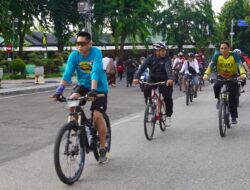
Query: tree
94,0,161,59
155,0,216,52
0,0,11,44
218,0,250,54
39,0,80,52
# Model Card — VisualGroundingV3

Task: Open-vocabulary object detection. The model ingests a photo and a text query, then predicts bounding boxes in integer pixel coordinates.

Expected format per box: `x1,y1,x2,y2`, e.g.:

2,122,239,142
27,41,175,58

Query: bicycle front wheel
54,121,85,185
218,101,227,137
144,103,156,140
93,113,111,162
190,86,193,102
159,100,167,131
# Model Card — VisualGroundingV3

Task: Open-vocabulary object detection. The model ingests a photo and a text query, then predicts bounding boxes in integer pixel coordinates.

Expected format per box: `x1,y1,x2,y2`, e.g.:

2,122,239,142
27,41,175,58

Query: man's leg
228,81,239,120
93,110,106,149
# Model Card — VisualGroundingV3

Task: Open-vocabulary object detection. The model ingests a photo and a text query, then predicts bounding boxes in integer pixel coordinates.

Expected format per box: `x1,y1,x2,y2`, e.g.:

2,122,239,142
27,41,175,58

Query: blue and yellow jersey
204,52,246,79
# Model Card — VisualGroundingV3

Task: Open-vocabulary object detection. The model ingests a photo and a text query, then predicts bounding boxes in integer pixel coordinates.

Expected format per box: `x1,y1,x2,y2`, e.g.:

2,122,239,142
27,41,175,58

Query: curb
0,84,59,96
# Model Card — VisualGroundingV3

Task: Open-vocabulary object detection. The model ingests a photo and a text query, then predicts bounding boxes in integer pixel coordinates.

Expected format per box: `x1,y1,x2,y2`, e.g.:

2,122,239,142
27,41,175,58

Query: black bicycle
186,75,194,106
53,95,111,185
216,78,239,137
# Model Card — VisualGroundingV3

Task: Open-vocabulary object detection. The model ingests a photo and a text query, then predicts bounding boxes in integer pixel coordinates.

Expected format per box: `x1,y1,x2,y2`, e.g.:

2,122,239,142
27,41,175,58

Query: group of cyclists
51,30,249,164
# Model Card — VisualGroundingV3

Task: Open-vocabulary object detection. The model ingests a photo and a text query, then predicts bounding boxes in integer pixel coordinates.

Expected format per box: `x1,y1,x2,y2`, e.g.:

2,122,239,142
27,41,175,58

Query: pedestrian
106,56,117,87
116,59,125,81
124,56,137,87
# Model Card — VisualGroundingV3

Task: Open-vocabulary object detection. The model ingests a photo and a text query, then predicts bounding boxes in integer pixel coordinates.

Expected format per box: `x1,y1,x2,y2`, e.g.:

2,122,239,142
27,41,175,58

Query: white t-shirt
102,57,110,70
180,59,199,74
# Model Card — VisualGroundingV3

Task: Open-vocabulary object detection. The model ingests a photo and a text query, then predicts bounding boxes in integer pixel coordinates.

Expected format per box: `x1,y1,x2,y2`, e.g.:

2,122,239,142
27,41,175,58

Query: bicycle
178,72,184,91
185,75,194,106
142,81,168,140
53,95,111,185
215,78,238,137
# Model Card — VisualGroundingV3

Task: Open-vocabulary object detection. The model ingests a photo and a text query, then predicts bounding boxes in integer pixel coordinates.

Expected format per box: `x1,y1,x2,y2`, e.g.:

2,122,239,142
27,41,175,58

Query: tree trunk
119,32,126,60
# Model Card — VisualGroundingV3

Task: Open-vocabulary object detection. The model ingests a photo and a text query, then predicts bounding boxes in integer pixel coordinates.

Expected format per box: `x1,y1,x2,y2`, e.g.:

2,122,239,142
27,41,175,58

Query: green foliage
9,58,26,73
94,0,161,59
218,0,250,54
155,0,215,51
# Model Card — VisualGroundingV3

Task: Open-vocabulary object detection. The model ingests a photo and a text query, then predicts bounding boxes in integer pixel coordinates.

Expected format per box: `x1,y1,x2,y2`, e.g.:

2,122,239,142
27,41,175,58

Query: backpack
117,64,124,72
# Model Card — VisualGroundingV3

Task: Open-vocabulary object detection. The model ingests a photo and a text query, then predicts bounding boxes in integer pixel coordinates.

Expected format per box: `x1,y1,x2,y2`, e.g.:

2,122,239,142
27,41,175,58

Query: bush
9,58,26,74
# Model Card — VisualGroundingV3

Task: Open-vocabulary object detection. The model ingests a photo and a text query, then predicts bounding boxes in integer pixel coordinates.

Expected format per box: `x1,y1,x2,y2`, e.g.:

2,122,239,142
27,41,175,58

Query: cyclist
179,52,200,97
172,52,185,85
52,31,109,163
203,41,246,124
133,42,174,126
233,49,250,92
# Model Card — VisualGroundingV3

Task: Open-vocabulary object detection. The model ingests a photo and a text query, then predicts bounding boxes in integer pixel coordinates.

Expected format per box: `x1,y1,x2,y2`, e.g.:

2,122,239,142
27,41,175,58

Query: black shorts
72,85,107,113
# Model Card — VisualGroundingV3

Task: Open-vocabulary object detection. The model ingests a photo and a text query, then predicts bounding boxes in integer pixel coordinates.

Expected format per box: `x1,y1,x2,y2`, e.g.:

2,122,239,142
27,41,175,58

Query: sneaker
99,148,107,163
165,116,171,127
194,91,197,98
216,100,220,109
232,118,237,124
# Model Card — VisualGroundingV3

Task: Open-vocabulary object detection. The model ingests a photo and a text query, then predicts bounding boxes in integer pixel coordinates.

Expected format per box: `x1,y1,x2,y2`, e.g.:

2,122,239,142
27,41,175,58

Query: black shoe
216,101,220,109
232,118,237,124
194,91,197,98
99,148,107,163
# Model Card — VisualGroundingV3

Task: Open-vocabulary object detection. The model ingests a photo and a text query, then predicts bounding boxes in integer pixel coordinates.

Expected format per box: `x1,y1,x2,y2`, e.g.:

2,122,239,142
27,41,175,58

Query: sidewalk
0,78,61,95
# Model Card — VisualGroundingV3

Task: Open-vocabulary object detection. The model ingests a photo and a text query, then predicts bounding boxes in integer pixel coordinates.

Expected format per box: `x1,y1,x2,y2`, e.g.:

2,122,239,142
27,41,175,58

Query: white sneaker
165,117,171,127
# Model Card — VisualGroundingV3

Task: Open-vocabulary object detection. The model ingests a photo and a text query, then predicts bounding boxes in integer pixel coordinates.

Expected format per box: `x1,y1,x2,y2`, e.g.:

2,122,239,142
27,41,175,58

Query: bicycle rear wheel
186,82,190,105
190,85,193,102
218,101,227,137
54,121,85,185
159,100,167,131
144,103,156,140
93,113,111,162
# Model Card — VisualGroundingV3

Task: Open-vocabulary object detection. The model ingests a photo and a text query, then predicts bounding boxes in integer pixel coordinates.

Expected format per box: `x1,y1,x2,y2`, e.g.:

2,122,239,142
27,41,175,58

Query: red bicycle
142,81,168,140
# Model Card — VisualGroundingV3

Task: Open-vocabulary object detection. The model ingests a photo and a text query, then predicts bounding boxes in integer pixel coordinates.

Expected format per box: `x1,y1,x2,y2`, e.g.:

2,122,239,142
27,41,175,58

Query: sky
211,0,227,14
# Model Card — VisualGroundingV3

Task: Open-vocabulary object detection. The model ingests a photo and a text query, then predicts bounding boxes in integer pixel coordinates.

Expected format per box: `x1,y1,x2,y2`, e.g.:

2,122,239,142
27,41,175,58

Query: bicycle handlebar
51,94,105,103
140,81,166,86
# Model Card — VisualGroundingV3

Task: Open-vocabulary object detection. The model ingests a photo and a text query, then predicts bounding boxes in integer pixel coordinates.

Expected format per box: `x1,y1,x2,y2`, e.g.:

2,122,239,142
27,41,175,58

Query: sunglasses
76,41,90,46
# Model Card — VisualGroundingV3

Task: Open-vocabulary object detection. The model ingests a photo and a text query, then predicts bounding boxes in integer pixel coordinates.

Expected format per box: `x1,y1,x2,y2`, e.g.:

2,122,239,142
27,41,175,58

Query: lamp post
7,10,13,60
77,0,93,35
230,19,235,48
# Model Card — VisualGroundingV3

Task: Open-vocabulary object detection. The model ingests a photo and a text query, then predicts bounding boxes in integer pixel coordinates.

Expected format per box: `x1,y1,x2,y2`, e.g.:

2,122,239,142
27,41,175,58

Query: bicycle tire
93,113,111,162
186,82,190,105
178,76,182,91
144,103,156,140
54,121,85,185
190,85,193,102
218,101,227,137
159,100,167,131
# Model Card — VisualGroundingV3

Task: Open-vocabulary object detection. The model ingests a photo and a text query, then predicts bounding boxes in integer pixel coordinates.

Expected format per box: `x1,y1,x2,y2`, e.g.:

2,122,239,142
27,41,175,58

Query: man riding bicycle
52,31,109,163
133,42,174,126
203,41,246,124
179,52,200,97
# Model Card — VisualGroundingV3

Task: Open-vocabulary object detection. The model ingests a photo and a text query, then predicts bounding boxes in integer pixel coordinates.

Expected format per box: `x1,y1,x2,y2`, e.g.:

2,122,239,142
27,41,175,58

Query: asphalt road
0,80,250,190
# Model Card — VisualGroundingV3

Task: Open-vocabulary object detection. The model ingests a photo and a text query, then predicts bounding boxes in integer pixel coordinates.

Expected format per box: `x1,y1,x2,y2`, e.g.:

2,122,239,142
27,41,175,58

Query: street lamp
77,0,93,35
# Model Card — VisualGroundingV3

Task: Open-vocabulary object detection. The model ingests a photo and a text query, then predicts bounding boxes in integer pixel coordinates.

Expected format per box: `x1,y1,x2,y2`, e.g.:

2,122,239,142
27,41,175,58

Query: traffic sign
238,19,248,27
6,44,13,53
230,32,235,36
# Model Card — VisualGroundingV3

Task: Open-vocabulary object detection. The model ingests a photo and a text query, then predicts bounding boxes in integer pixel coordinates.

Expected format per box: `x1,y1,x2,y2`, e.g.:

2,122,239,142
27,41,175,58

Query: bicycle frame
151,88,162,121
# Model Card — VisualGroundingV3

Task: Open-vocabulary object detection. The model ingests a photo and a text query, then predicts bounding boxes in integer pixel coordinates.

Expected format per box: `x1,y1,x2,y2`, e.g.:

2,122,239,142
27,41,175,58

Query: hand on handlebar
166,80,173,86
133,79,139,85
203,75,209,81
87,89,97,101
238,75,246,81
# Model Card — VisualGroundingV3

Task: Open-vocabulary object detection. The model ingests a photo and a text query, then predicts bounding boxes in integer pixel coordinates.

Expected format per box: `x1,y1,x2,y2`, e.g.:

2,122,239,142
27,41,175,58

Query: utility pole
230,19,235,48
77,0,93,36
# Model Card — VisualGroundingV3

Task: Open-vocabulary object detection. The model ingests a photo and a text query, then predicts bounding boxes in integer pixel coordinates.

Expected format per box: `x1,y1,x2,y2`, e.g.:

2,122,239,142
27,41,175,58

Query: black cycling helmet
153,41,166,50
188,52,195,57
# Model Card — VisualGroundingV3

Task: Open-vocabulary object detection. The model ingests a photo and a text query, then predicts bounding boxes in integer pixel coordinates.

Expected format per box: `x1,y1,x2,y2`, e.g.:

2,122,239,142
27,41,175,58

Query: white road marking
112,114,141,127
0,90,55,100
